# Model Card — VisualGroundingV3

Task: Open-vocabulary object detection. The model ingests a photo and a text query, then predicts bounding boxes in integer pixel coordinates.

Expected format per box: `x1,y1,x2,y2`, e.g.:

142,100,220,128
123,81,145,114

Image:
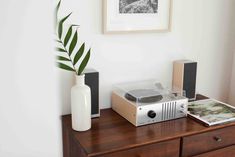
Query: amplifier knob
148,110,156,118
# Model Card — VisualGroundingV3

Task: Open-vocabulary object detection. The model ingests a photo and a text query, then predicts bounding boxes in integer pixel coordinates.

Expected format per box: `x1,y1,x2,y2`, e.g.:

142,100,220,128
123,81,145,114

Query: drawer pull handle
214,136,222,142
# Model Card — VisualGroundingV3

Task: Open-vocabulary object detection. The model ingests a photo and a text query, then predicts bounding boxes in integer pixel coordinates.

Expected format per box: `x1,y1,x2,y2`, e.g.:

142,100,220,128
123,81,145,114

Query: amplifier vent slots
162,101,176,120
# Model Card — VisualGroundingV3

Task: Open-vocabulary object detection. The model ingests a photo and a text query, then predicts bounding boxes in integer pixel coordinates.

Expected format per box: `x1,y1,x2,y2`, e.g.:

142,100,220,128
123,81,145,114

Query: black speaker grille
183,62,197,99
85,72,99,116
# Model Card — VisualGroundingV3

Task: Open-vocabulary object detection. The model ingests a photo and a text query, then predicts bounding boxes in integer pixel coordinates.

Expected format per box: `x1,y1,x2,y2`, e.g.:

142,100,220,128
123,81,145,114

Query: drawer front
182,126,235,157
192,145,235,157
98,139,180,157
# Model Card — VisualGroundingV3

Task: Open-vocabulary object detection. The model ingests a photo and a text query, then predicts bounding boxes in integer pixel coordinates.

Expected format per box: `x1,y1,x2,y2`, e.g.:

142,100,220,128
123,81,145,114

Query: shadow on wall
58,71,74,115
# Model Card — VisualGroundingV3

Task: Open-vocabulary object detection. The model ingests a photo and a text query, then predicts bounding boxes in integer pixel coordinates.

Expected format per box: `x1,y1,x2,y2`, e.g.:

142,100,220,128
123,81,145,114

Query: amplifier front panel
136,99,188,126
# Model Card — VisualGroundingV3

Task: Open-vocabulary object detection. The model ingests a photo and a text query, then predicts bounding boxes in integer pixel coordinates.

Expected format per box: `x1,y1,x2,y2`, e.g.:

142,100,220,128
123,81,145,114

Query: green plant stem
58,38,78,75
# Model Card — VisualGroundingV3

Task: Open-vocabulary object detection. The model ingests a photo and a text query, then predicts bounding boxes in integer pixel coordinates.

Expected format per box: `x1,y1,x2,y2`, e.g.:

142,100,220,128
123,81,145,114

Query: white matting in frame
103,0,172,33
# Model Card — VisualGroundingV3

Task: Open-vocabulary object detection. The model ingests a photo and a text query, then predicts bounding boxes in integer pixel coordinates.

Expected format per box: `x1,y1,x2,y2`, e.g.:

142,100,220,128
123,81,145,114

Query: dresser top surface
62,96,235,156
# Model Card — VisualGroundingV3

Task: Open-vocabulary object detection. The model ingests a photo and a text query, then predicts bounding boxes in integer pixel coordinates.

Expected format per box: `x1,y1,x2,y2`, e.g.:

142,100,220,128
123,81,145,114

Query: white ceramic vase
71,74,91,131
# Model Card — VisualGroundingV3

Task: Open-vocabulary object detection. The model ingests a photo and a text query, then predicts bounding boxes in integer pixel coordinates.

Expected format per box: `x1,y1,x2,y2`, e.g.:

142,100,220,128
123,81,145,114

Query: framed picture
103,0,172,34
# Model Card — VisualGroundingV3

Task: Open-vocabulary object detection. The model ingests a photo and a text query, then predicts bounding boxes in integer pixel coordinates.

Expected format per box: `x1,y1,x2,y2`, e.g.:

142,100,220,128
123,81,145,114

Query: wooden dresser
62,96,235,157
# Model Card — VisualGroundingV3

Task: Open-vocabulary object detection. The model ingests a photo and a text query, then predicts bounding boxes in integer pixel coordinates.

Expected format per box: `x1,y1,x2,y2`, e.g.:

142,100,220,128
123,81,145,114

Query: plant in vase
55,0,91,131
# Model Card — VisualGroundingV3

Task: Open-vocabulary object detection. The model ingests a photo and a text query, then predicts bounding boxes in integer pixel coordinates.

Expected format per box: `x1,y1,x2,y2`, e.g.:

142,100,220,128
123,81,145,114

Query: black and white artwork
104,0,171,33
119,0,158,14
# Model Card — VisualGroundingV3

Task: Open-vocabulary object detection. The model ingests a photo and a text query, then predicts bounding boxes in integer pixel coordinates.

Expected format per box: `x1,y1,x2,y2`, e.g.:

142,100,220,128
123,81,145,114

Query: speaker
172,60,197,100
84,69,100,118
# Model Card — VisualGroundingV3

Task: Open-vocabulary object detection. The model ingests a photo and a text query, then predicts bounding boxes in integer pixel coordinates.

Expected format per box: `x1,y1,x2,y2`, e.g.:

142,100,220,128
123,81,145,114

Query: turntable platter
125,89,163,103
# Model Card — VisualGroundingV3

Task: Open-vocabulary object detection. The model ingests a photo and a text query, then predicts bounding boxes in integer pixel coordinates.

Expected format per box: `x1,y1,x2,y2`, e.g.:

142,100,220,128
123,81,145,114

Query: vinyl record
125,89,163,103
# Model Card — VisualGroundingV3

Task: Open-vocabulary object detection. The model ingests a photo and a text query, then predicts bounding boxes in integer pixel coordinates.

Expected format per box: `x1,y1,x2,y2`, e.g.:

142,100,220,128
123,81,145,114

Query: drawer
182,126,235,157
192,145,235,157
98,139,180,157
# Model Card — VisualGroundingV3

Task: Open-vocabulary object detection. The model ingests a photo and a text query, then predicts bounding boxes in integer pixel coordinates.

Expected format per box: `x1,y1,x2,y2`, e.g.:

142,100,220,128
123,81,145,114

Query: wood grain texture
182,126,235,157
173,61,184,92
70,133,87,157
192,145,235,157
62,94,235,157
111,92,137,126
97,139,180,157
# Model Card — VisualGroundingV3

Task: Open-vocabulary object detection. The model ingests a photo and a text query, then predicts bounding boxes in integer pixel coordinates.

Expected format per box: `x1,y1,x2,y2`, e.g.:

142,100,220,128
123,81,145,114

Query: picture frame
103,0,173,34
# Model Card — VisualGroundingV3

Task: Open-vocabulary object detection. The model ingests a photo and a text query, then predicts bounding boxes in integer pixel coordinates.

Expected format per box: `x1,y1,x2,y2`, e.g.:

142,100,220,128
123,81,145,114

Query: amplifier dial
148,110,156,118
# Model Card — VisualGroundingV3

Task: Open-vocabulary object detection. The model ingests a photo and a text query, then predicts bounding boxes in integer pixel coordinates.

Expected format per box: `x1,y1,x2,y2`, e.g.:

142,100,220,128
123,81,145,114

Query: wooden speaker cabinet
173,60,197,100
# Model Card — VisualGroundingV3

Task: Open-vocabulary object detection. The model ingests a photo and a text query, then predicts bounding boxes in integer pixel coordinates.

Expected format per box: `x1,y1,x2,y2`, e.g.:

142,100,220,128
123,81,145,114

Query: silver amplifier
111,80,188,126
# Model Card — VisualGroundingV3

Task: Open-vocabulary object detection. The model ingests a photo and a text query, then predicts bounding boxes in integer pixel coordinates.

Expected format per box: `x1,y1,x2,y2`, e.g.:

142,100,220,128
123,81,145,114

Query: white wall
0,0,62,157
228,5,235,106
229,52,235,106
0,0,235,157
59,0,235,114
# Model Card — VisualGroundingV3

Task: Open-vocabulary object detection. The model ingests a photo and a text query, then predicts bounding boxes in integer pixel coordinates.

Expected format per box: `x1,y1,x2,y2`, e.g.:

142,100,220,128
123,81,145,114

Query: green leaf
64,26,72,47
73,43,85,65
57,63,75,72
55,0,61,27
56,47,67,52
55,39,62,43
58,12,72,39
71,24,80,27
69,31,77,56
56,0,61,15
64,25,80,47
57,56,70,61
78,49,91,75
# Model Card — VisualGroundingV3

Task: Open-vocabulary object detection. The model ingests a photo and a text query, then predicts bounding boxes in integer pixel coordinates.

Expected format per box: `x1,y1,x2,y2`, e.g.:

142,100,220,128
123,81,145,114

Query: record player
111,80,188,126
